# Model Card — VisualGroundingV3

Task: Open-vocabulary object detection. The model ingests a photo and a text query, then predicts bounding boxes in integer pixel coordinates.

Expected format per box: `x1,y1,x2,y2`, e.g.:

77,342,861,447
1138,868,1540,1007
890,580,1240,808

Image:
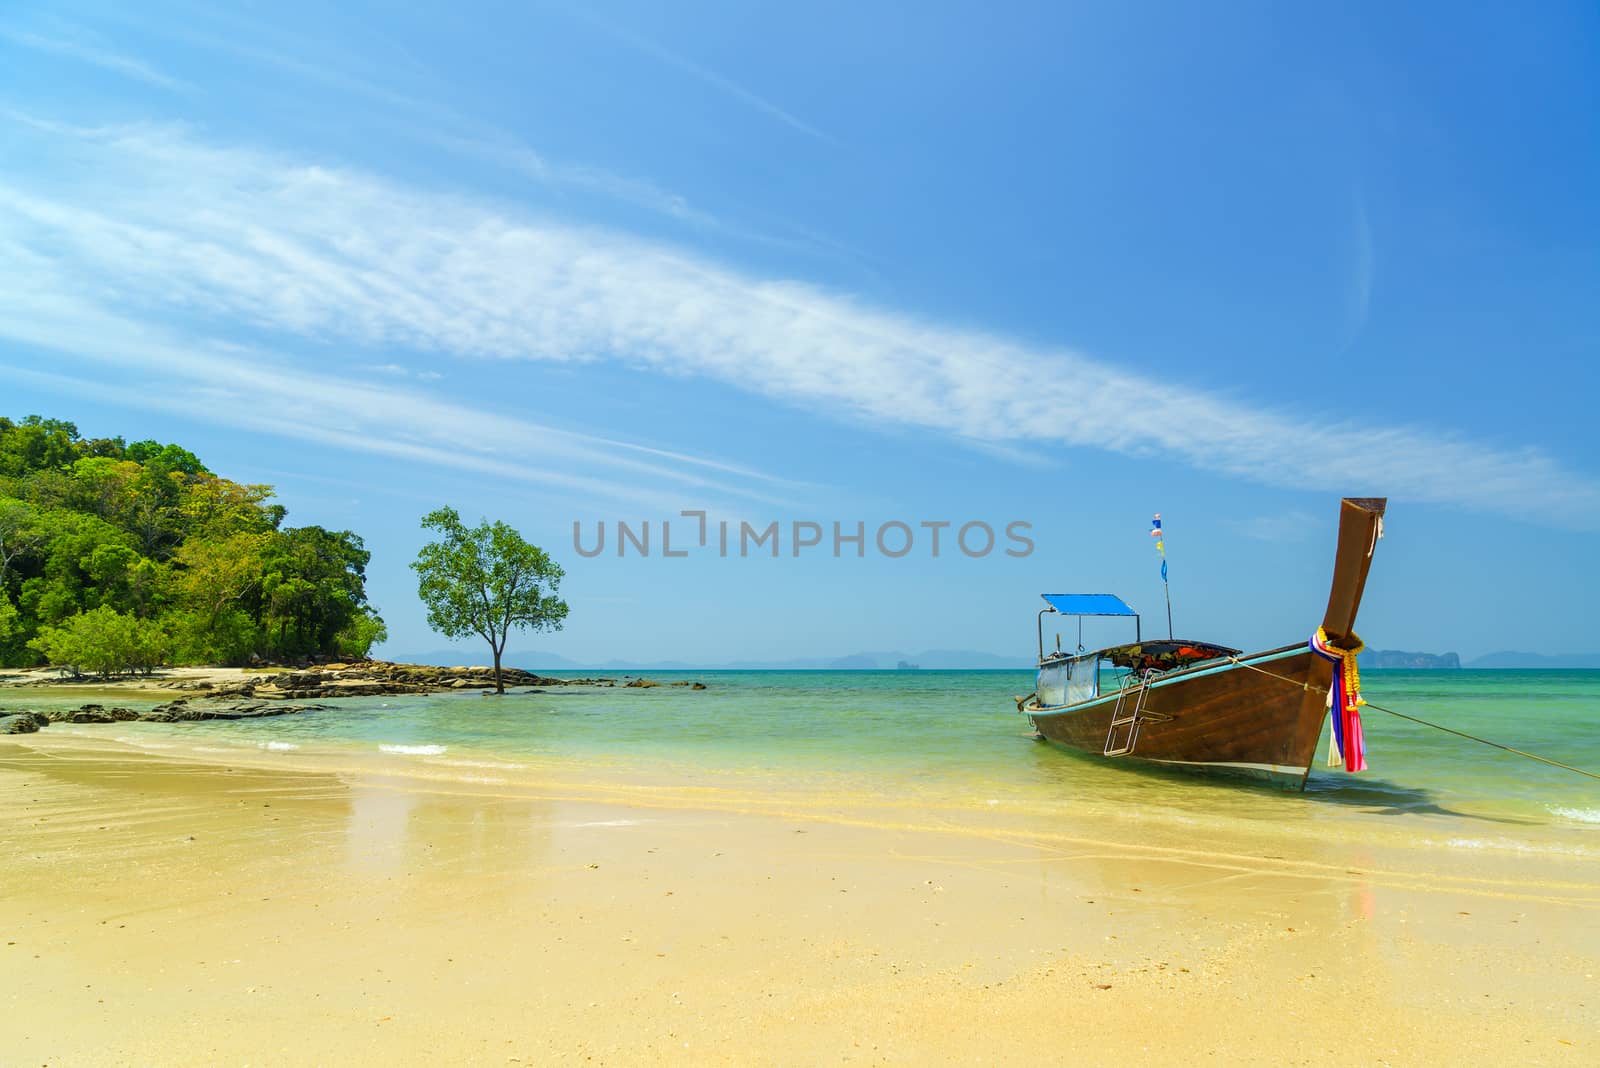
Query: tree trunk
492,643,504,695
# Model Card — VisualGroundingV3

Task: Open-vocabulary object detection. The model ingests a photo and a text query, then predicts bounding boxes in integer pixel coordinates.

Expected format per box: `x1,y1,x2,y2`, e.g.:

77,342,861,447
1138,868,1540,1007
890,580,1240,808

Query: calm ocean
30,669,1600,851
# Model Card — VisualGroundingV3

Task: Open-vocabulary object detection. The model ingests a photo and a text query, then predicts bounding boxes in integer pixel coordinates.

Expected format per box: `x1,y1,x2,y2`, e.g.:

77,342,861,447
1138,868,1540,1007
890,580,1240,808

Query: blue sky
2,1,1597,664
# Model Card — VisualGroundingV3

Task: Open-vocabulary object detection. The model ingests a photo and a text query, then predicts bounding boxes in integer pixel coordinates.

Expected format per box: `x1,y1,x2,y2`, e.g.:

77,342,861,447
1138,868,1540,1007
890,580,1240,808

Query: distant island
1464,651,1600,669
398,645,1600,673
388,647,1034,671
1358,649,1462,669
1355,649,1600,669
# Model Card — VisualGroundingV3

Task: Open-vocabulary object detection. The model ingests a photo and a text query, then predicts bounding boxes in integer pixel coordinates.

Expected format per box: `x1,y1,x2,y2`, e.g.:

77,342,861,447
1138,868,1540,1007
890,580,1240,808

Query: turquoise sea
23,669,1599,849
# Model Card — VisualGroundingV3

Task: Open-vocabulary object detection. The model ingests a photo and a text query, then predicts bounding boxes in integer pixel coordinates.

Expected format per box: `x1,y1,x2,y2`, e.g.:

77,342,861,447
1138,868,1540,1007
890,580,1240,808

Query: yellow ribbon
1315,625,1365,712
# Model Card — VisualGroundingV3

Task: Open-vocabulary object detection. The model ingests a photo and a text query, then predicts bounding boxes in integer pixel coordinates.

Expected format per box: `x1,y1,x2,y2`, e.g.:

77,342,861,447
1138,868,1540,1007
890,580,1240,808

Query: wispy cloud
1,117,1596,526
0,23,187,92
1346,187,1374,342
570,9,834,144
364,362,444,381
0,215,794,516
60,4,864,267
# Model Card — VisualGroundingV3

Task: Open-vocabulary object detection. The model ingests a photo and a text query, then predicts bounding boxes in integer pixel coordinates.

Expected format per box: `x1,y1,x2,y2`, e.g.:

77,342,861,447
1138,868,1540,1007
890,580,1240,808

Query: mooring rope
1225,655,1600,782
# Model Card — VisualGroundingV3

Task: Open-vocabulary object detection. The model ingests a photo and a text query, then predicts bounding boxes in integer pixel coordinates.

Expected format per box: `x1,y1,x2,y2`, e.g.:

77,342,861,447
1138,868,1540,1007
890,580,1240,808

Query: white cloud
0,23,187,92
569,9,834,144
1,116,1596,526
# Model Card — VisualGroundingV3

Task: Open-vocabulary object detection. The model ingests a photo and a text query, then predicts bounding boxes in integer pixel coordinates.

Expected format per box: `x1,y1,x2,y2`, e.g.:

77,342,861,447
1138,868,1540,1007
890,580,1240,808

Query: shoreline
3,730,1595,1064
0,660,627,699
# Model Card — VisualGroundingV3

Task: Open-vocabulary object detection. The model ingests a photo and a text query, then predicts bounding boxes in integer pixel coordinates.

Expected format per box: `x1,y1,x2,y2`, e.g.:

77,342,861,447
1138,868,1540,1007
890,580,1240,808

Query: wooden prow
1320,497,1387,647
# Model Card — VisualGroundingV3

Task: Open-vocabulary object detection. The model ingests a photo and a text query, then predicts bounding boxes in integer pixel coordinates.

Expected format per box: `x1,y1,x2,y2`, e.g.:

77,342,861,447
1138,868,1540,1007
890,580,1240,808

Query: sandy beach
3,726,1594,1066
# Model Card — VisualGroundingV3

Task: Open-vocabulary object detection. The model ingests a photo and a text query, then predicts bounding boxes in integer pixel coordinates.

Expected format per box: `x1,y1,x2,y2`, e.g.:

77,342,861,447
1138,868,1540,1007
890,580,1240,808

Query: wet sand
2,733,1594,1065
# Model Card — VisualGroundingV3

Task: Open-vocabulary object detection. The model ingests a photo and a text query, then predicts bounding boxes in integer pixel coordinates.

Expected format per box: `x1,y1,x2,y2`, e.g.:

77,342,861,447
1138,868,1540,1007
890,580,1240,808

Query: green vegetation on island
0,415,385,674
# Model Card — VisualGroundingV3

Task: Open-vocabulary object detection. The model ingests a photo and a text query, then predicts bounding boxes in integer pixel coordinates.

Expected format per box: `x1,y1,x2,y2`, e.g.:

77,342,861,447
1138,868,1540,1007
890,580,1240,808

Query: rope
1361,699,1600,781
1225,656,1600,782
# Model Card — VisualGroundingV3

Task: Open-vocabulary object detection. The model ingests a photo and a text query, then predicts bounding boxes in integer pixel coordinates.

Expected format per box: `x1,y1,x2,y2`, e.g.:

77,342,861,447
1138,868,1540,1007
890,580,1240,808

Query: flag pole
1151,514,1172,639
1163,570,1173,639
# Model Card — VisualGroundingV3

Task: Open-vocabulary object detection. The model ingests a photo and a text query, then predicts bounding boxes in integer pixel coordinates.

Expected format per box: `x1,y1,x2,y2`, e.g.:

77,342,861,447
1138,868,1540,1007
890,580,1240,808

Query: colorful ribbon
1310,625,1367,772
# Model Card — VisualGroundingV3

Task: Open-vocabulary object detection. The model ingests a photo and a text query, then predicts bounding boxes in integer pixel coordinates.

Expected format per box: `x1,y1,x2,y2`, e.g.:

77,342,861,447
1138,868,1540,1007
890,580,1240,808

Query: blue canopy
1040,593,1137,616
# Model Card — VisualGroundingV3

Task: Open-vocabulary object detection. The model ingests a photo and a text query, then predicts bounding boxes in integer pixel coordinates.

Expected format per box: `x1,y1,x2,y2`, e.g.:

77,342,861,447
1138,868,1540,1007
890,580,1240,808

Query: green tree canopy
0,414,386,667
29,604,169,678
411,507,568,694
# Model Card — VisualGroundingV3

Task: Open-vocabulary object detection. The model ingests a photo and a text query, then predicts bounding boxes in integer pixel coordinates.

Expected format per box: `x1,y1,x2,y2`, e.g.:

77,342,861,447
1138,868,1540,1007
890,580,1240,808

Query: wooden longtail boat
1018,498,1386,789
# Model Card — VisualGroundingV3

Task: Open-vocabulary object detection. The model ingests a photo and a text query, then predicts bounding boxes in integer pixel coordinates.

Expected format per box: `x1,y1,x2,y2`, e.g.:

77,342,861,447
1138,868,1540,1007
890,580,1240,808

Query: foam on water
113,736,174,749
435,758,526,770
380,743,447,756
1548,806,1600,824
1436,836,1598,858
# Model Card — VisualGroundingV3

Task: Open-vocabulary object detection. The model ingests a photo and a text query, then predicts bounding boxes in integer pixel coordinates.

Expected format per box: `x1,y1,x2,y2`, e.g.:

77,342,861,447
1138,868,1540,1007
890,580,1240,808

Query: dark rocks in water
45,704,139,724
625,678,660,688
141,700,208,722
195,703,327,720
28,700,326,724
691,682,707,690
140,701,326,722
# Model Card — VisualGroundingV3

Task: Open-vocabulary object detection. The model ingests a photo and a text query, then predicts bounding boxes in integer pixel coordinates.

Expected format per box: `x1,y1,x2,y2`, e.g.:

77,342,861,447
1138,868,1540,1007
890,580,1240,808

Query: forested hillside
0,415,385,672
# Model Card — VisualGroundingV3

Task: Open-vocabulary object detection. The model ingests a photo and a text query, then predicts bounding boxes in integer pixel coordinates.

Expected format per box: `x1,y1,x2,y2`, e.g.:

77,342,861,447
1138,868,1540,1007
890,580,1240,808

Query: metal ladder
1104,672,1156,757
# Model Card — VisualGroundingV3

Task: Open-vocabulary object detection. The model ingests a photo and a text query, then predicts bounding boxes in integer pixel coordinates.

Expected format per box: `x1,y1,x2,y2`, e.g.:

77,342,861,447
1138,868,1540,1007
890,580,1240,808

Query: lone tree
411,507,569,694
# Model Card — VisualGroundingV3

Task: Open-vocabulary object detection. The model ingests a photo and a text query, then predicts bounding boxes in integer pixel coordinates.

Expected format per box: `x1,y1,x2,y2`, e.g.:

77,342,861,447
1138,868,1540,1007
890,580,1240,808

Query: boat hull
1027,646,1333,789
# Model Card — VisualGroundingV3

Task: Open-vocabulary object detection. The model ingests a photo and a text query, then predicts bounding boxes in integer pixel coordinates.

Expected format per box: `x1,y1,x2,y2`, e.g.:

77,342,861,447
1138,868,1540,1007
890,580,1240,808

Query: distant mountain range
1354,649,1600,669
382,647,1034,671
1357,649,1462,669
384,645,1600,672
1463,651,1600,669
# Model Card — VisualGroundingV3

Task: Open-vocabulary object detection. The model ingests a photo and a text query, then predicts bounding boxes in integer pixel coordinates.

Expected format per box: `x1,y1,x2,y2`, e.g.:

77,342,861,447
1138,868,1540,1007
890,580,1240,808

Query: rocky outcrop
9,701,328,727
44,704,141,724
138,700,327,721
166,661,619,700
0,712,48,733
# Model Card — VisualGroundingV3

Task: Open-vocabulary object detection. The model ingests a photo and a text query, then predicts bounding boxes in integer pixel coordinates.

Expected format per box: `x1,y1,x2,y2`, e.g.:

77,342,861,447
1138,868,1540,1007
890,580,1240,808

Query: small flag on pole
1151,513,1173,638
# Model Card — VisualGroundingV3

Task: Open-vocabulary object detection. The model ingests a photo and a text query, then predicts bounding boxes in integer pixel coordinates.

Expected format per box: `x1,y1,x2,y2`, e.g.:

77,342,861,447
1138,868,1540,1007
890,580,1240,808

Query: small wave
191,745,236,753
457,775,506,785
1439,836,1596,857
1548,806,1600,825
379,743,447,756
258,741,299,751
114,736,174,749
568,819,644,828
436,758,527,770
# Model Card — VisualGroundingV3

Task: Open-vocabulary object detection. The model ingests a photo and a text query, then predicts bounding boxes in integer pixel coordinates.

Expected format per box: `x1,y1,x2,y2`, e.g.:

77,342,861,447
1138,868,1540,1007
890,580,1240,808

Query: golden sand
2,733,1594,1065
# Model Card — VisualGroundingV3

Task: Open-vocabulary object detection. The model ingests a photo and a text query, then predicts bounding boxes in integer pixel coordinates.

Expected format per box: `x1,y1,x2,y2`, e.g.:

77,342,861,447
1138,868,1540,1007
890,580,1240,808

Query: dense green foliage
412,506,567,693
0,415,386,673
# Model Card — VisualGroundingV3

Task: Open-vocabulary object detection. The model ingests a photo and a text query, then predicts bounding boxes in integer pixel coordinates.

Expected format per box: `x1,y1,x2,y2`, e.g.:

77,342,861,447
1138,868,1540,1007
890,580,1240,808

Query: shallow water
22,669,1600,854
